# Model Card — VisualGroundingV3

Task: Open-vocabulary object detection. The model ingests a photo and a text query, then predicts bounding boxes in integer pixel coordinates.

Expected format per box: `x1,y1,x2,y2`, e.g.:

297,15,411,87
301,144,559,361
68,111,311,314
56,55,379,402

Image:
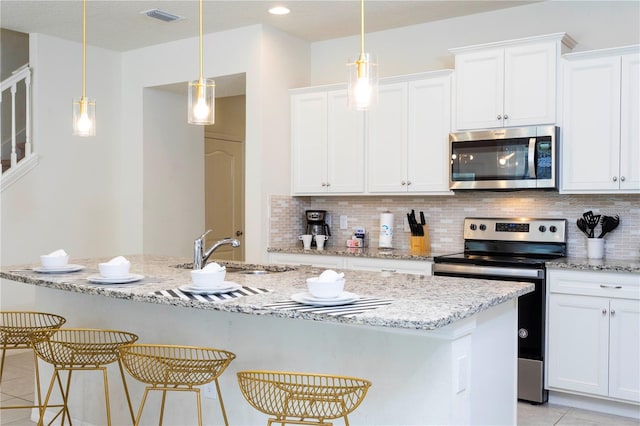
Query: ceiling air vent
141,9,184,23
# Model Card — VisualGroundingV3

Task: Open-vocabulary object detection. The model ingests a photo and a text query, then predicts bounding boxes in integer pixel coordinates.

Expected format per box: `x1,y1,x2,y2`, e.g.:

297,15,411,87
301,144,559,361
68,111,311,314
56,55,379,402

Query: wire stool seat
118,344,236,426
0,311,66,415
30,328,139,426
237,370,371,426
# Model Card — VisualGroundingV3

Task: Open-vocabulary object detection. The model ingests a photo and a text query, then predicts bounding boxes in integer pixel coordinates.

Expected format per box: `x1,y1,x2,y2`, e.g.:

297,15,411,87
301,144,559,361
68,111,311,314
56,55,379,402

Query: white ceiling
1,1,538,52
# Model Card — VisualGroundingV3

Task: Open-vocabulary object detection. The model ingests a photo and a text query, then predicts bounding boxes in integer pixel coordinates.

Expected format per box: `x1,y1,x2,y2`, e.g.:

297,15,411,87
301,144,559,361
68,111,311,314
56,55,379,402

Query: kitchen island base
32,286,518,425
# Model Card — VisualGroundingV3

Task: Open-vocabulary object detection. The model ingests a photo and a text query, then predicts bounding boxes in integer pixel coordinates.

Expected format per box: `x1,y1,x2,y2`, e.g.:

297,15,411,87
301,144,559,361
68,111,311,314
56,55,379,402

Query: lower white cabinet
269,252,433,276
546,269,640,403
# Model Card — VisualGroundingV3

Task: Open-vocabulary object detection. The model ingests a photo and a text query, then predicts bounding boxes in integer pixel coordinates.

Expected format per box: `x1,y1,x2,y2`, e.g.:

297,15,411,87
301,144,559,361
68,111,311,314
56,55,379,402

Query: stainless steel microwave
449,125,559,190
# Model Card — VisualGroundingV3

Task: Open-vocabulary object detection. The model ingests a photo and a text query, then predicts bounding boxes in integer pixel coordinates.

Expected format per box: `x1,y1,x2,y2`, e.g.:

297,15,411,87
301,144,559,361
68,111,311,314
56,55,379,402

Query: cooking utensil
583,211,600,238
576,218,590,238
598,215,620,238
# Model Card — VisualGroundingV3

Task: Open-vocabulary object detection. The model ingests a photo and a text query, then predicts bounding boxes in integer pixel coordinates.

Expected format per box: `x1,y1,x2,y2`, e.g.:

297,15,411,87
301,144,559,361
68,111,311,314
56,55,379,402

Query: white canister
379,212,394,248
587,238,605,259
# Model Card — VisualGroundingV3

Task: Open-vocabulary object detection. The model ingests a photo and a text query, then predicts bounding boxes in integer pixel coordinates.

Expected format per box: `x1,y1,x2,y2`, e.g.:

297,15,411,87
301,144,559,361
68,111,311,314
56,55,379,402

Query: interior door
205,134,245,261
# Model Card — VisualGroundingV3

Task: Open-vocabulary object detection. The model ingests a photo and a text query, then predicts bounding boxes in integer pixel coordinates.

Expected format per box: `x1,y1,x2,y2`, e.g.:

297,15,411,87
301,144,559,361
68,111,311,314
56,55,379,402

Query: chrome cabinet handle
497,114,502,120
602,308,607,315
613,176,618,182
326,182,330,187
611,309,616,316
381,269,397,273
504,114,509,120
401,181,406,186
407,181,412,186
621,176,626,182
599,284,622,289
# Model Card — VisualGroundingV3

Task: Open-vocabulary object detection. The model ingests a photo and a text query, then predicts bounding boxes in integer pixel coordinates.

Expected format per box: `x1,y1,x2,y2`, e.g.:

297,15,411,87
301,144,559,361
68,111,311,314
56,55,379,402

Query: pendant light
188,0,215,125
72,0,95,136
347,0,378,110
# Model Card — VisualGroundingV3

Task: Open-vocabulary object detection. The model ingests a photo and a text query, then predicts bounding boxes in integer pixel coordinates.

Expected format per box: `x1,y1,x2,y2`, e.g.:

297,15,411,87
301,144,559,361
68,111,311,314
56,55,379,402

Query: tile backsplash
269,193,640,261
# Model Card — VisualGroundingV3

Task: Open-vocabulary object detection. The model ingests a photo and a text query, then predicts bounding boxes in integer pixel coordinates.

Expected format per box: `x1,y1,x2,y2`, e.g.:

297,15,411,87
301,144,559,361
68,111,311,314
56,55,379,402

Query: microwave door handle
528,138,536,179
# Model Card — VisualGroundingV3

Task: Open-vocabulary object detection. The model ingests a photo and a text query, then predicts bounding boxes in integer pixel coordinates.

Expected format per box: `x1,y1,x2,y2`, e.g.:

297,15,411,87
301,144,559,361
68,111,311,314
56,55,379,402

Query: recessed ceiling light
268,6,290,15
141,9,184,23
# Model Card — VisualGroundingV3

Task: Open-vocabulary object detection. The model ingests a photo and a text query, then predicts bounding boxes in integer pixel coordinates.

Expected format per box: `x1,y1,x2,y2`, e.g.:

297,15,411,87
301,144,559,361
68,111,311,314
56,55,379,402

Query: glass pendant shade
72,97,96,137
348,53,378,110
188,78,215,124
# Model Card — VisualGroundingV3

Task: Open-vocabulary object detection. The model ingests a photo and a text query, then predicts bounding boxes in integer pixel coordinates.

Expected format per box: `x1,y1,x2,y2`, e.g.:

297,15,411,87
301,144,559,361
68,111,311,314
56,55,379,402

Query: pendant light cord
198,0,204,84
82,0,86,100
360,0,365,55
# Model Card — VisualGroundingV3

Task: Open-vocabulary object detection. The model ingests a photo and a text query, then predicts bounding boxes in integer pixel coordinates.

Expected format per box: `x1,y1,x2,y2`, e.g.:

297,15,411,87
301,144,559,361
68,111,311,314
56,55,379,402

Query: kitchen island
1,255,533,425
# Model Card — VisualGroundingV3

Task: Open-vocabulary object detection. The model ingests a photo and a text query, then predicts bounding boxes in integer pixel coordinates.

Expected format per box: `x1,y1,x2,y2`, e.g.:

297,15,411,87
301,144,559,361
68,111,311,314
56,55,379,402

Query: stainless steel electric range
433,217,567,404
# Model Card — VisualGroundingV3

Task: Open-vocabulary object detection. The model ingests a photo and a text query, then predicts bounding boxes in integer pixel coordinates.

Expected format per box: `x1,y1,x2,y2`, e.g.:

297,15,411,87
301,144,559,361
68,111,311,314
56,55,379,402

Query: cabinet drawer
346,257,433,275
548,269,640,300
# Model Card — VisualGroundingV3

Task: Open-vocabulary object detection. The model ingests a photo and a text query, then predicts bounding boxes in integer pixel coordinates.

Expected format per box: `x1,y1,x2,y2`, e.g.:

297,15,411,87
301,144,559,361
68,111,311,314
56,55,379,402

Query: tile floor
0,351,638,425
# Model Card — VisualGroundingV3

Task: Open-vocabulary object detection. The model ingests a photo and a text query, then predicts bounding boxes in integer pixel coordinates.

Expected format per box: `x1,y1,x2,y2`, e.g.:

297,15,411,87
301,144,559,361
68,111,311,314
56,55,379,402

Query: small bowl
98,261,131,278
40,255,69,269
306,277,345,299
191,268,226,289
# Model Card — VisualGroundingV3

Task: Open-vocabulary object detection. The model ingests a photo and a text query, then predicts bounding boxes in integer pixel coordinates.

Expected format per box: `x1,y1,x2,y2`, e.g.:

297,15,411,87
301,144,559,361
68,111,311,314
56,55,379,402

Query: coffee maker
305,210,331,247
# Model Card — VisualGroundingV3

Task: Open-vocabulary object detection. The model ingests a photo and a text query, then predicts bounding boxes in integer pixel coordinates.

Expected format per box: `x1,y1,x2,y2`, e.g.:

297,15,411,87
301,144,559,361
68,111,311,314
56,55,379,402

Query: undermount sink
173,263,295,274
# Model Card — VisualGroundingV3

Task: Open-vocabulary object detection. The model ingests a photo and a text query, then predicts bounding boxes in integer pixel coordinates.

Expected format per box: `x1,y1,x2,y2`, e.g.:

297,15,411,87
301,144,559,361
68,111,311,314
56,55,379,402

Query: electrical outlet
202,382,217,399
339,215,348,229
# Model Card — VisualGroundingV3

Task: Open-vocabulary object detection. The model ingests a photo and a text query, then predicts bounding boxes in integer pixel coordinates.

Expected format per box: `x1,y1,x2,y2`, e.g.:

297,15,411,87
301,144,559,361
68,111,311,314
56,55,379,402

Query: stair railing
1,64,32,171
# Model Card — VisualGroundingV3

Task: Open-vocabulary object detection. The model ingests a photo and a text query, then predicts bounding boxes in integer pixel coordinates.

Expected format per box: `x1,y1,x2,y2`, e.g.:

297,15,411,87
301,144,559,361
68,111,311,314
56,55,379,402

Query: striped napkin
264,297,393,318
154,286,271,302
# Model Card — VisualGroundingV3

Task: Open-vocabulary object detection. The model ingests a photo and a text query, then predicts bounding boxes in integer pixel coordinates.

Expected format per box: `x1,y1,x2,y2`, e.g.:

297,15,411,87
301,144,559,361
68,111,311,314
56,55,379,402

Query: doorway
204,95,246,261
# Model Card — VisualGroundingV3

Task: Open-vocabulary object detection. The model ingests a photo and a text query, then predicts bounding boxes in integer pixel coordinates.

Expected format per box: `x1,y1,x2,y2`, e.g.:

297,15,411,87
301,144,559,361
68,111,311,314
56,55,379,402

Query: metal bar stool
236,370,372,426
29,328,139,426
118,344,236,426
0,311,67,417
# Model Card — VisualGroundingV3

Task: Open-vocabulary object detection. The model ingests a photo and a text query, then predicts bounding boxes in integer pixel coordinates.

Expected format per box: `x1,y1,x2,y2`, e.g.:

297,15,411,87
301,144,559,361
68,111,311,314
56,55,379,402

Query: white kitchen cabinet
546,269,640,403
345,257,432,275
451,33,575,130
561,46,640,193
367,71,453,194
291,87,364,194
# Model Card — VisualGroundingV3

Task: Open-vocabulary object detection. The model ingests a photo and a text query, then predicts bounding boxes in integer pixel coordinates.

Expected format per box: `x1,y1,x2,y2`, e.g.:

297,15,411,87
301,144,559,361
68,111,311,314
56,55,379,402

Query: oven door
433,263,548,403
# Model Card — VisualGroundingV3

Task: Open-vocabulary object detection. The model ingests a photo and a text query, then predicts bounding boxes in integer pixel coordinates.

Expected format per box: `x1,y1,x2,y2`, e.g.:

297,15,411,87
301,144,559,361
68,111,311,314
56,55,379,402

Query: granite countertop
0,255,532,332
268,246,436,260
546,257,640,273
270,246,640,273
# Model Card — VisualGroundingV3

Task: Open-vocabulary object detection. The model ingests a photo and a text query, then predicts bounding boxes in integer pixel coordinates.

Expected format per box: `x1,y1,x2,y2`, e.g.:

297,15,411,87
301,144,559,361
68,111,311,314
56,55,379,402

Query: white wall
310,1,640,85
1,33,122,309
121,25,310,262
142,87,204,256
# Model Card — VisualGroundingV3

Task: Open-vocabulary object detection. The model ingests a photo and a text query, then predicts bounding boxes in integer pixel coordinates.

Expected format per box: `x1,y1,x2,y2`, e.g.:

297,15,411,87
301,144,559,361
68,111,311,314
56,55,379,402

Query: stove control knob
470,224,477,231
550,226,557,233
539,225,547,232
479,224,486,231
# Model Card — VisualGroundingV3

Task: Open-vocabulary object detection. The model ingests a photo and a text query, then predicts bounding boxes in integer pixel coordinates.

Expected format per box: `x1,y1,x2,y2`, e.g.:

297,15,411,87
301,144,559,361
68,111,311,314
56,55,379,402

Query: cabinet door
503,42,557,127
407,76,452,193
620,53,640,192
367,82,408,192
291,92,327,194
561,56,621,192
454,48,504,130
547,293,609,396
609,298,640,402
326,90,365,193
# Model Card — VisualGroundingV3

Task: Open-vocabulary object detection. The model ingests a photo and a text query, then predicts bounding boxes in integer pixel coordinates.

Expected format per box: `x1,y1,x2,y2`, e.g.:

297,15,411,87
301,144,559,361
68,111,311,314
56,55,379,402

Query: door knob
235,231,243,237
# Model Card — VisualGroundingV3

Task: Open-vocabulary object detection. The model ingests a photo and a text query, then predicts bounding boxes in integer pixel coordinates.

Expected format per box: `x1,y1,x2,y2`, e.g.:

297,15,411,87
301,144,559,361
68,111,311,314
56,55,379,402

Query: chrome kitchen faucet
193,230,240,270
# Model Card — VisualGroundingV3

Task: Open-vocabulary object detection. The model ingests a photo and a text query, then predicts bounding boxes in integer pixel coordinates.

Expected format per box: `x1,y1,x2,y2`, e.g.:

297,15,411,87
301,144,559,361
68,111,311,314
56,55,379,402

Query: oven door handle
528,138,537,179
433,263,544,279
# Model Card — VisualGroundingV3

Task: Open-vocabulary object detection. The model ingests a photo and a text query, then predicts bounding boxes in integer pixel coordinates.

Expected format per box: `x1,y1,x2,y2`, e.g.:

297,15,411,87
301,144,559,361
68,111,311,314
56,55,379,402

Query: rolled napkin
318,270,345,282
106,256,130,265
203,262,225,272
47,249,68,257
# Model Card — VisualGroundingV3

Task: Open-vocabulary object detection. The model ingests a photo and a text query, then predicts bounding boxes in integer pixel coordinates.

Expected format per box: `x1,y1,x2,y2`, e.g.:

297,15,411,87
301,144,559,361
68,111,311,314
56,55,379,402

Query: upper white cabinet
450,33,575,130
291,87,365,194
367,71,453,194
561,46,640,193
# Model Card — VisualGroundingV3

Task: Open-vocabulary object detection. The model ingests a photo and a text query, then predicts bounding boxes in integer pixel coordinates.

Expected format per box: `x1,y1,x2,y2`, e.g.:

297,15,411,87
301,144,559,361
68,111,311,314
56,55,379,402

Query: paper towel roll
379,212,394,248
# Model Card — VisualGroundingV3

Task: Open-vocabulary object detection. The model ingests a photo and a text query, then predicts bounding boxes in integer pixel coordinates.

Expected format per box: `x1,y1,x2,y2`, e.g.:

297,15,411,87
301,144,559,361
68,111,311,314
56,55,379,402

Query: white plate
87,273,144,284
178,282,241,295
291,291,360,306
33,264,85,273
